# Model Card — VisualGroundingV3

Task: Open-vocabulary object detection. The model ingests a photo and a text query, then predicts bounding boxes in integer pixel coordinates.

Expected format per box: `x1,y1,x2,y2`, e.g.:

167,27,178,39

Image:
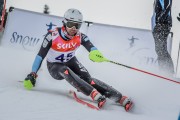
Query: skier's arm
32,32,52,73
24,32,52,90
81,33,97,52
81,33,107,62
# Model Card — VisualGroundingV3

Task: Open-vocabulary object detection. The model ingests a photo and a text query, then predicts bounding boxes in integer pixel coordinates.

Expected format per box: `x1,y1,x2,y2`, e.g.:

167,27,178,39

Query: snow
0,43,180,120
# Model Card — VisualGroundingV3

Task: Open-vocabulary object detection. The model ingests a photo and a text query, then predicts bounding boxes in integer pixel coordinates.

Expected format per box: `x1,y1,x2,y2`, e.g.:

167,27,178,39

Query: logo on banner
131,48,158,65
128,36,139,48
10,32,40,50
127,35,158,66
145,57,158,64
46,22,57,31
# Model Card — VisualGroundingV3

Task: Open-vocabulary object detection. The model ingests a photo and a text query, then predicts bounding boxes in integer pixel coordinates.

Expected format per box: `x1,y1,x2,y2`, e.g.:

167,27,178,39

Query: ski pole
105,59,180,84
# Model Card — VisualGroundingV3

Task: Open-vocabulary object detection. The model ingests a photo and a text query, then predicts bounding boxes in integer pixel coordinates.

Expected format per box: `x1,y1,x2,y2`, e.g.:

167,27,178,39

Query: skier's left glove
24,72,37,90
89,50,107,62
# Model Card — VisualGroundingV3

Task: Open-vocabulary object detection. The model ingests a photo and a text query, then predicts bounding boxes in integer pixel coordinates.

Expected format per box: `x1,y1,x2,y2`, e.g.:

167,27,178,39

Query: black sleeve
37,32,52,59
81,33,96,52
155,0,172,24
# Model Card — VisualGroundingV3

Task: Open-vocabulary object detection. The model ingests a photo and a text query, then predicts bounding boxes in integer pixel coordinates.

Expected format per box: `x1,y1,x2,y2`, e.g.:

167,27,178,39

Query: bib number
55,52,73,62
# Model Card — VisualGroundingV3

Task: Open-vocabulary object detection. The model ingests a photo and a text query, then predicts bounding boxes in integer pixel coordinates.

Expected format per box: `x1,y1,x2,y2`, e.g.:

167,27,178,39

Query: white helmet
63,8,83,25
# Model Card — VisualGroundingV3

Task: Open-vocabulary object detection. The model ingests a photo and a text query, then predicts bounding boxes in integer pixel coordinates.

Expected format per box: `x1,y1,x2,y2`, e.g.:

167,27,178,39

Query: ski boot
119,96,133,112
90,89,106,109
97,95,106,108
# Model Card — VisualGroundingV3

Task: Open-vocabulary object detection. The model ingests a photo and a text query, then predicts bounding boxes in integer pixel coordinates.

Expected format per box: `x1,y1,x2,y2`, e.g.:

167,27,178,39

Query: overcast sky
6,0,154,30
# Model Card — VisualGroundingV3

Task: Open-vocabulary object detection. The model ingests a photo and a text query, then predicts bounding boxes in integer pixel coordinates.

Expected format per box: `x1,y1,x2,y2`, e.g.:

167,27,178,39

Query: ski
69,90,99,110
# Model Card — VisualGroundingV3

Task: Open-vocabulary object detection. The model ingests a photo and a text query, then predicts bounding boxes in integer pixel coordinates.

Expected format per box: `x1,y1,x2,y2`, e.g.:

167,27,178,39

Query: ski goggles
66,21,82,29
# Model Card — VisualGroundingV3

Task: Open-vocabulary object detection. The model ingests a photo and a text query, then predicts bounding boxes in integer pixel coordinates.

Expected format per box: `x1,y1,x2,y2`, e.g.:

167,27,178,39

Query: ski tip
18,81,23,83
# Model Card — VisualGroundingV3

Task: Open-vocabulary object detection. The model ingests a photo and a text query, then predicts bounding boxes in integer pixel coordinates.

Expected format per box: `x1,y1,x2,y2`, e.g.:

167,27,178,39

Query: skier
151,0,174,75
23,8,133,111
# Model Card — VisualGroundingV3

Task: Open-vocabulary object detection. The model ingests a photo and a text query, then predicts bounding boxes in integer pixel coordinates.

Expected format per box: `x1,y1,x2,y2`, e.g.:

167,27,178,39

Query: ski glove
24,72,37,90
89,50,107,62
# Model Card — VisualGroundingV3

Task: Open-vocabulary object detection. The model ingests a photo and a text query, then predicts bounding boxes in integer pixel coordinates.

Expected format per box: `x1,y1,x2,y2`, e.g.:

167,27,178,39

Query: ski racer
23,8,133,111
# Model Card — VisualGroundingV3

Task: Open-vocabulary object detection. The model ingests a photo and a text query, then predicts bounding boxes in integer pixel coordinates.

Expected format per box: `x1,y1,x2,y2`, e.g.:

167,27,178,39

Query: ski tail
69,90,99,110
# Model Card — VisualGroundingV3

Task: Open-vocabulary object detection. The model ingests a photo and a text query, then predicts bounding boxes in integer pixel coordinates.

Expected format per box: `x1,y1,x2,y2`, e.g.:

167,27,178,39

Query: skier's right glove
24,72,37,90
